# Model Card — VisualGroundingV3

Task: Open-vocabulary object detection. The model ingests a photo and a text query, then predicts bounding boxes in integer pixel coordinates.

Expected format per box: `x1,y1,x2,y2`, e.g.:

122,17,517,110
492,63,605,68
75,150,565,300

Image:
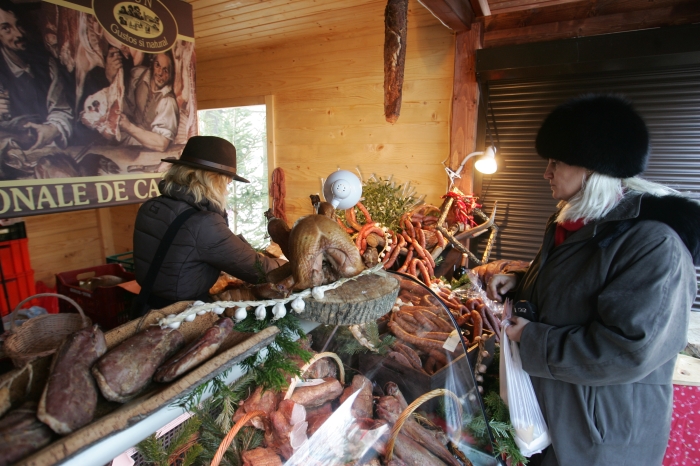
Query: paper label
443,329,461,352
295,378,325,388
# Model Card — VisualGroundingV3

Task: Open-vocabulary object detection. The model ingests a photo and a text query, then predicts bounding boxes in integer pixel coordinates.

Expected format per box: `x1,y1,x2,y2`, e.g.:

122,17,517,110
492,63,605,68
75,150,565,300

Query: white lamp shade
322,169,363,209
475,146,497,174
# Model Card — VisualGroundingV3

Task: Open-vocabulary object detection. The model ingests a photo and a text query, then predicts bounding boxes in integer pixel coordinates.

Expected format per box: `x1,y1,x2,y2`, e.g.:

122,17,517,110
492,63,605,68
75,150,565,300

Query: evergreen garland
136,416,203,466
235,310,312,391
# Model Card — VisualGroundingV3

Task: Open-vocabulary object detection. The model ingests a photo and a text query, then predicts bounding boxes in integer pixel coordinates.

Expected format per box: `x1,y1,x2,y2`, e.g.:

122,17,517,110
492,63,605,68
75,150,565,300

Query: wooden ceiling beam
483,0,700,48
418,0,475,31
483,0,698,33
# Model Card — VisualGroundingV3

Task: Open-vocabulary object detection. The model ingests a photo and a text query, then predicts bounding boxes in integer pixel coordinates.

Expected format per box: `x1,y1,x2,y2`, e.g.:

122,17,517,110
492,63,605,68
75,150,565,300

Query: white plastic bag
500,316,551,456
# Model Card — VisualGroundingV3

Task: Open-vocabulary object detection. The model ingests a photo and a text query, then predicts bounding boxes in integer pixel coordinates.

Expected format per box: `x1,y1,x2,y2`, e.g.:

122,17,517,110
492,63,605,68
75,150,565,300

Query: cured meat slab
10,301,279,466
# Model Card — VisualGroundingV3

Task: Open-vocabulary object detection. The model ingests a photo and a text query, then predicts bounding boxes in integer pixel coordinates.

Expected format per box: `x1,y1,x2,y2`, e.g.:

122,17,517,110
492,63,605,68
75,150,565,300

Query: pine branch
166,417,202,458
182,444,203,466
136,433,168,465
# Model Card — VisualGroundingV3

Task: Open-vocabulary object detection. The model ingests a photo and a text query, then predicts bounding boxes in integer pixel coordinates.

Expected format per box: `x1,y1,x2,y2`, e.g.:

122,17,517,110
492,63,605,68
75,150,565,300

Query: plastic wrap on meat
37,325,107,434
154,317,234,383
339,374,373,419
0,403,53,466
80,68,124,141
92,326,184,403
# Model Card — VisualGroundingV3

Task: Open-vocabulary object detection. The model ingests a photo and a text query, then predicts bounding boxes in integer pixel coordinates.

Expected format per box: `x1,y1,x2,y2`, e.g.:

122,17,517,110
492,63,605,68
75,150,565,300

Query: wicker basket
3,293,91,367
385,388,463,461
211,352,345,466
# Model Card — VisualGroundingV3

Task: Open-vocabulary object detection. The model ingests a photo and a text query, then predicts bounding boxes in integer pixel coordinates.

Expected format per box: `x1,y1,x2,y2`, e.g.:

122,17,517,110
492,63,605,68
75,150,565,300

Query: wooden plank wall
197,0,455,223
24,204,140,288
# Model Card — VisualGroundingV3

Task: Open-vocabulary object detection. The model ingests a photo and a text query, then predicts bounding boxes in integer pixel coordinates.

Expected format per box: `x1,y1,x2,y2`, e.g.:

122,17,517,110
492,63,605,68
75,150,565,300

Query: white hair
556,173,678,223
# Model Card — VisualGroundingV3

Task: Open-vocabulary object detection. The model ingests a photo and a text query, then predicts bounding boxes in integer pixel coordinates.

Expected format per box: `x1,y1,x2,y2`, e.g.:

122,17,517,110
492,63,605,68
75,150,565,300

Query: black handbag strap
133,207,198,315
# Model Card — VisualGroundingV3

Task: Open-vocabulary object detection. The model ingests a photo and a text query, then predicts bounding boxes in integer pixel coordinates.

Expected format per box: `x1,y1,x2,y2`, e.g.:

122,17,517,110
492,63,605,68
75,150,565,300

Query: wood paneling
188,0,388,62
197,0,455,225
23,204,139,288
109,204,141,254
25,210,103,287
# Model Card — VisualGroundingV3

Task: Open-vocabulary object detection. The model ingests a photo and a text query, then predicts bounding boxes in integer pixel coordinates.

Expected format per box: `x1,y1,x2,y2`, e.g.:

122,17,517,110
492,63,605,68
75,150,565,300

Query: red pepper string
441,191,481,227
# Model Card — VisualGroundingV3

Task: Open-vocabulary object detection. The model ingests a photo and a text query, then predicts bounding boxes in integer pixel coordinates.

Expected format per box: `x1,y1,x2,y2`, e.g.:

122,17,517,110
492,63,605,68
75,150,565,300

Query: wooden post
435,22,484,278
448,22,482,195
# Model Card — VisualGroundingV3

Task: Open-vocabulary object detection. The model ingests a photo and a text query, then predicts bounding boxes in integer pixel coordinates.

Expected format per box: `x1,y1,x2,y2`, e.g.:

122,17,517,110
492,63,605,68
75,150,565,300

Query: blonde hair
557,172,678,223
162,164,231,212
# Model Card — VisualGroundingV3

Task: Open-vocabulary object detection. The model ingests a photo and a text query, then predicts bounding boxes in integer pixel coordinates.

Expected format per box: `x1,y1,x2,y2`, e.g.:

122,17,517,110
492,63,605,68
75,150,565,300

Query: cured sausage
154,317,234,383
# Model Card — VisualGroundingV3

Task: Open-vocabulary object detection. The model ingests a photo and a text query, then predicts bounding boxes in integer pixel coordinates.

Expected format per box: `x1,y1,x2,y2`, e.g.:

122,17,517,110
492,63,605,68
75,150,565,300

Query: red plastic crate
0,269,36,316
0,238,31,277
56,264,136,331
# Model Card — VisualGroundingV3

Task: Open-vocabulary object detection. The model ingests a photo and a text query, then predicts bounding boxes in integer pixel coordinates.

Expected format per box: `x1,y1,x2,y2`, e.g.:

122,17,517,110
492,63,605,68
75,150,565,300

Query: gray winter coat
516,192,699,466
133,181,284,303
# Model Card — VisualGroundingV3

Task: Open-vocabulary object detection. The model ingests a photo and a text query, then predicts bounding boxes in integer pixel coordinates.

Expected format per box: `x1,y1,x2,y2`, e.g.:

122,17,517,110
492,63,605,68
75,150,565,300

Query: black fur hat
535,94,650,178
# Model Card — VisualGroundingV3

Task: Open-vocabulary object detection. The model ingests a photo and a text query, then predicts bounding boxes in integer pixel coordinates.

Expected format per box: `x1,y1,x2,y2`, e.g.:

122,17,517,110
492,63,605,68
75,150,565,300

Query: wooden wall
24,204,139,288
197,0,455,223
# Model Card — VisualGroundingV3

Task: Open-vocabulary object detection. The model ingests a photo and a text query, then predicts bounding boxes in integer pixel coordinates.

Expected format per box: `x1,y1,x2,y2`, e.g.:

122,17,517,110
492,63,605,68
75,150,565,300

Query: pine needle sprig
136,433,168,465
136,417,203,466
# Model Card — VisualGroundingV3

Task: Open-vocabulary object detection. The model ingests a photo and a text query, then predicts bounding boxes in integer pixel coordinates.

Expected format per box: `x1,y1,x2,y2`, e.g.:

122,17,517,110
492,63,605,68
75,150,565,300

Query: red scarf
554,219,586,246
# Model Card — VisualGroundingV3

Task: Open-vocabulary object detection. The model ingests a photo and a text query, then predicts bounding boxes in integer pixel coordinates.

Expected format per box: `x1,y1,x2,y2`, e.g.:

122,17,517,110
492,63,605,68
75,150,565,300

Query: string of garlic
158,263,387,329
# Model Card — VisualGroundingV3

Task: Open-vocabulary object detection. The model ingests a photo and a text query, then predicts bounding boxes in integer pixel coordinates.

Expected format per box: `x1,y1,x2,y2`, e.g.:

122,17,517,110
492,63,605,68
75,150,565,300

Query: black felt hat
535,94,650,178
164,136,249,182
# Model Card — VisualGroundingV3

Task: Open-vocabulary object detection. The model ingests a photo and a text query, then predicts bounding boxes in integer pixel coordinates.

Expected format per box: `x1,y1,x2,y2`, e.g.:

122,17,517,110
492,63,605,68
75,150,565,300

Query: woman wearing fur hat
132,135,285,314
487,94,699,465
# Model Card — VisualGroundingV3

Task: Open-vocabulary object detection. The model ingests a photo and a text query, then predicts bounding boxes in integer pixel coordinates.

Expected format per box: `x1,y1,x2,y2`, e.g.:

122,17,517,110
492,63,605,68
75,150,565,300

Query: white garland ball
193,300,205,307
196,309,207,315
255,305,267,320
234,307,247,322
167,321,181,329
272,303,286,320
291,296,305,313
212,306,225,315
312,287,325,300
185,313,196,322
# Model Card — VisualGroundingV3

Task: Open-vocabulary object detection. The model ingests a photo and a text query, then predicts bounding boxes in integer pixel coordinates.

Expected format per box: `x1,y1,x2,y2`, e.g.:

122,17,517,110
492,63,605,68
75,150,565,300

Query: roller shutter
472,61,700,312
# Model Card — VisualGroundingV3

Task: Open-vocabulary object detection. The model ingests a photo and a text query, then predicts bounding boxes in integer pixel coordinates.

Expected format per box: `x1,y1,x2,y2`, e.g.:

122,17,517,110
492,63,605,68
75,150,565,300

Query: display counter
60,319,321,466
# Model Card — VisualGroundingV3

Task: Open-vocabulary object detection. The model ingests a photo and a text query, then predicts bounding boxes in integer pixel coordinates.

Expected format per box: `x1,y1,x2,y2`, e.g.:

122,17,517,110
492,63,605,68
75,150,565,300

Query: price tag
443,329,461,352
295,378,325,388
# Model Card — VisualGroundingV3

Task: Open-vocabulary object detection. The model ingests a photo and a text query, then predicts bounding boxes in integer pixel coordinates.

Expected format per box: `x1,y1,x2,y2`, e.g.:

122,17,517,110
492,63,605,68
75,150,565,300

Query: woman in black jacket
133,135,284,312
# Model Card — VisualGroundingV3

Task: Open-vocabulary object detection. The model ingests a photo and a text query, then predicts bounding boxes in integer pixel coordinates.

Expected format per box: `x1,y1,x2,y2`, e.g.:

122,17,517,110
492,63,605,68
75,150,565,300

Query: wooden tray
6,301,279,466
301,273,400,325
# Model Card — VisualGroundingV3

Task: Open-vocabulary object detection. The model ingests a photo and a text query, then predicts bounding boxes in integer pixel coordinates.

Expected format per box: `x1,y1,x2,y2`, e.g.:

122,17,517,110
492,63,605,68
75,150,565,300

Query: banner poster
0,0,196,218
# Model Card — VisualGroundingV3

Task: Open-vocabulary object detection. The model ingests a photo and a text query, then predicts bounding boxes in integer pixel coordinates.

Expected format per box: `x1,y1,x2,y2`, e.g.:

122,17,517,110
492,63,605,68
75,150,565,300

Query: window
198,105,268,248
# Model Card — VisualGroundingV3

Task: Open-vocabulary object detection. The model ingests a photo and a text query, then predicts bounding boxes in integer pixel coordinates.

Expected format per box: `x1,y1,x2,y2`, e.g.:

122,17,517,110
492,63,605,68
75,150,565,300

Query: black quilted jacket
133,181,284,303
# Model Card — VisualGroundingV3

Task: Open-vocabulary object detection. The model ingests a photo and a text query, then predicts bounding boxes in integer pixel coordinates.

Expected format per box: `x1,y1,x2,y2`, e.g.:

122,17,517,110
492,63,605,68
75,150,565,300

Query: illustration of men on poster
0,0,196,197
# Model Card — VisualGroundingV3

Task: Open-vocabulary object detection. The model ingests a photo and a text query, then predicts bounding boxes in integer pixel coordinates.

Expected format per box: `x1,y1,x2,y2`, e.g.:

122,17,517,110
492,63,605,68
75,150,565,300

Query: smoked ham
92,326,184,403
37,325,107,434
